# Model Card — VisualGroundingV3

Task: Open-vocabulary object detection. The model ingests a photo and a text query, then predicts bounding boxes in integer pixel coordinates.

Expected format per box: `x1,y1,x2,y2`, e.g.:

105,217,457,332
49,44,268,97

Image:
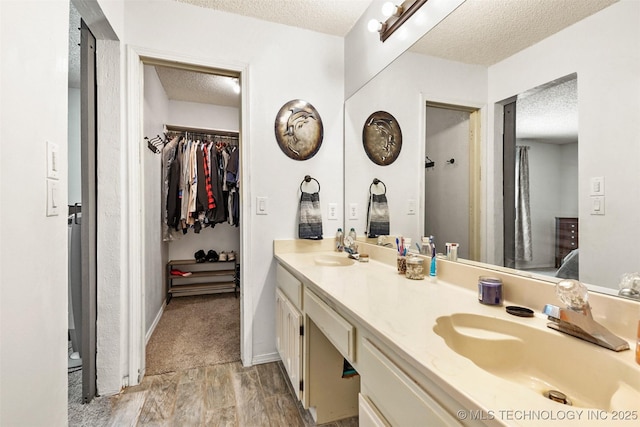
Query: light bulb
367,18,382,33
381,2,398,18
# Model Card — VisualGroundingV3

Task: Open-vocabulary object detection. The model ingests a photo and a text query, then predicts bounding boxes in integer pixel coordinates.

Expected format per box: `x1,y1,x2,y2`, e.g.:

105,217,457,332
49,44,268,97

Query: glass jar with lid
405,254,425,280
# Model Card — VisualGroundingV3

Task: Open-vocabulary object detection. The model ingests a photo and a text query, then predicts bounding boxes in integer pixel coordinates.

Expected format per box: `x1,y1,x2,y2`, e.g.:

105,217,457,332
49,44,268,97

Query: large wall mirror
344,0,640,299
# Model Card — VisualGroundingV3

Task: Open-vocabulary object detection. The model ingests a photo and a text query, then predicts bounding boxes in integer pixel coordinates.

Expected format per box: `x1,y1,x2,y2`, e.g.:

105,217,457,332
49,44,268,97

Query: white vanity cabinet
275,256,478,427
275,264,303,400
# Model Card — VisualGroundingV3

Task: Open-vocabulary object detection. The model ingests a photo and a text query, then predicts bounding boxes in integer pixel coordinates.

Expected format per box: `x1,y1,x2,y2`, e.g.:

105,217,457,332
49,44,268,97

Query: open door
80,19,97,403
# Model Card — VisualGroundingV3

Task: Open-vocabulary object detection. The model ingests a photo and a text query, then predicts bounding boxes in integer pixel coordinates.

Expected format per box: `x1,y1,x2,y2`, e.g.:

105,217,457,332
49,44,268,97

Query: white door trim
124,45,252,384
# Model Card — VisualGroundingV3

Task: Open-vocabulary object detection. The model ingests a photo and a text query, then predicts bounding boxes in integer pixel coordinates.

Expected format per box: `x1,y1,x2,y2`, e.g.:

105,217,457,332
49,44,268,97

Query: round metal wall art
274,99,324,161
362,111,402,166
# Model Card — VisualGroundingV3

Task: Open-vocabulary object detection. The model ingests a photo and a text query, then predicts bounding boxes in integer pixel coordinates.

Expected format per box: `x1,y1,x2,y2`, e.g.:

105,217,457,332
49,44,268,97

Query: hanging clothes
163,131,239,236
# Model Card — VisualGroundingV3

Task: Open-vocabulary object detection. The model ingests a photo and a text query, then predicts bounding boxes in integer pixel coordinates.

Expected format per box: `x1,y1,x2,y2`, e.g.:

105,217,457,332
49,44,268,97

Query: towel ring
369,178,386,195
300,175,321,193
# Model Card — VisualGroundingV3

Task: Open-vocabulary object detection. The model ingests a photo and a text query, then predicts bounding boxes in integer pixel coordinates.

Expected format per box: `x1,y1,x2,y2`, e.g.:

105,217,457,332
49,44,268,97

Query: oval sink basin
433,313,640,411
313,255,355,267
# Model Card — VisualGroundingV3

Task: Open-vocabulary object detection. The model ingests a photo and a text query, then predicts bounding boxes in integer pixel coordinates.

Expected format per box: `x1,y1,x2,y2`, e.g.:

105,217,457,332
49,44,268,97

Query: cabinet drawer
359,393,390,427
277,264,302,309
361,339,462,427
304,288,355,361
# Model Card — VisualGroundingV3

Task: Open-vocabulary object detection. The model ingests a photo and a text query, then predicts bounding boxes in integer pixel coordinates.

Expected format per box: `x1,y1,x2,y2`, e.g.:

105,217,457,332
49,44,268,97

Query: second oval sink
433,313,640,411
313,255,355,267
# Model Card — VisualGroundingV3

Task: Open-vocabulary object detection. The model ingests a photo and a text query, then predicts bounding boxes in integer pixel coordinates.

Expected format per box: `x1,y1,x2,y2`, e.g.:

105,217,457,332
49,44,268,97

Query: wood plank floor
106,361,358,427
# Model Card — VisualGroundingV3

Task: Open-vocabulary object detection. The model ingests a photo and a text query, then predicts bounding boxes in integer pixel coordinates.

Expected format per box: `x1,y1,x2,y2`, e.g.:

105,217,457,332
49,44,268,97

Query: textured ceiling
409,0,618,65
176,0,372,36
154,66,241,107
517,77,578,143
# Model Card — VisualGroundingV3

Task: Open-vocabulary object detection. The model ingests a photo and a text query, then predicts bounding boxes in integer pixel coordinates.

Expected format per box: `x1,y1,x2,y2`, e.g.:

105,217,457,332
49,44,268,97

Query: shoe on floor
227,251,236,261
219,251,228,261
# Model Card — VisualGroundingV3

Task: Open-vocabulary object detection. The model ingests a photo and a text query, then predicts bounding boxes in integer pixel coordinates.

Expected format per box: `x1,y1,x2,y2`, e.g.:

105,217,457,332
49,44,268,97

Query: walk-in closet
142,62,242,376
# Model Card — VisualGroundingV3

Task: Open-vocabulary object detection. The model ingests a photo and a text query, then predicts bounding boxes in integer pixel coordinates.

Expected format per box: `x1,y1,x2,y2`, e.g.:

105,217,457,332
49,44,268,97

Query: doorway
424,102,480,261
139,59,243,377
67,2,97,405
503,75,579,276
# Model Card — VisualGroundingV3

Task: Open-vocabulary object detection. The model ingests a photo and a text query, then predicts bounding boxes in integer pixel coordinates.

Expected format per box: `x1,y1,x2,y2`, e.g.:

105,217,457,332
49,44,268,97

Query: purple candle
478,276,503,305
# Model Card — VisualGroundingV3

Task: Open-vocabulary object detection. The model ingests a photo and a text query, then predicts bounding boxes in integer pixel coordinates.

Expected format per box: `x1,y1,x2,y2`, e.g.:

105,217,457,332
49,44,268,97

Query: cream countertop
274,239,640,427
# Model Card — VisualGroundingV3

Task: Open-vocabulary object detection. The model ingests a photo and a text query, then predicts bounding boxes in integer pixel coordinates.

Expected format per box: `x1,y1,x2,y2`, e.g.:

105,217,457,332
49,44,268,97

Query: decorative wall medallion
274,99,323,161
362,111,402,166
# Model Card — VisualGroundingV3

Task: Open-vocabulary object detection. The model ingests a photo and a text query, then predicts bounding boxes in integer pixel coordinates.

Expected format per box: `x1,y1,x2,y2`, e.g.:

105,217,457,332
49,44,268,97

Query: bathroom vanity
274,239,640,427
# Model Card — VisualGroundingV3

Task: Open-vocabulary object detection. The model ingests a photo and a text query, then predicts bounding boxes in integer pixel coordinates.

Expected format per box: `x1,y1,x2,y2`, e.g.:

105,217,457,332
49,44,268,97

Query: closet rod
165,124,238,138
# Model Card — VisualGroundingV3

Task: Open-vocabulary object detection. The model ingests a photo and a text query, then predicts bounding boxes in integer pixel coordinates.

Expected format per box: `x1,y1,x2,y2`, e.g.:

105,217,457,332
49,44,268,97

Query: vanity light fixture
381,2,404,18
367,19,385,33
370,0,428,42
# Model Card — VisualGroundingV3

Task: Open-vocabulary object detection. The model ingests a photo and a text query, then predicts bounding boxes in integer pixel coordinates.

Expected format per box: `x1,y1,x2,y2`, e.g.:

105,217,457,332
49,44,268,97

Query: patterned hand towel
298,191,323,240
366,193,390,238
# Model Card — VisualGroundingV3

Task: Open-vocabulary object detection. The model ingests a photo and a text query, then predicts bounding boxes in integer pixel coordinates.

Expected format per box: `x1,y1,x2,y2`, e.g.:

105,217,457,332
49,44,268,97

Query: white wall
487,0,640,288
345,52,487,244
143,65,169,333
0,2,69,425
68,87,82,204
344,0,465,98
117,0,345,366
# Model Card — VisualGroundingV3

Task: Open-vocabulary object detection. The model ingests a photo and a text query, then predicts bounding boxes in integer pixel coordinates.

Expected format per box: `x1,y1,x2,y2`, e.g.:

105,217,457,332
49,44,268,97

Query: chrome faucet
543,279,630,352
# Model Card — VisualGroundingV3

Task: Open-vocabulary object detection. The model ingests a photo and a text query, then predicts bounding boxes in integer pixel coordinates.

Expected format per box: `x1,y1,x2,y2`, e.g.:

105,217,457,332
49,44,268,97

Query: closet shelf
168,269,235,280
167,258,239,302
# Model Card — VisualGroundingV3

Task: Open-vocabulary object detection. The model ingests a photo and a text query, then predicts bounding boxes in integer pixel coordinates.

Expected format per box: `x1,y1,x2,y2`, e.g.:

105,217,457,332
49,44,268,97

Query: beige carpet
145,293,240,375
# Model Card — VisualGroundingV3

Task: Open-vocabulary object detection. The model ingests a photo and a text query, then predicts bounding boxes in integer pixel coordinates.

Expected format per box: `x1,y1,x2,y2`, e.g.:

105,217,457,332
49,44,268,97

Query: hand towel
366,193,390,238
298,191,323,240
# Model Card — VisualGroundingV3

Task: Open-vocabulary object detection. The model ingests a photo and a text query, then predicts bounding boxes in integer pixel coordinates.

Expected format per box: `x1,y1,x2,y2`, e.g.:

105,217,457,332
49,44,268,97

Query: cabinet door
276,288,303,400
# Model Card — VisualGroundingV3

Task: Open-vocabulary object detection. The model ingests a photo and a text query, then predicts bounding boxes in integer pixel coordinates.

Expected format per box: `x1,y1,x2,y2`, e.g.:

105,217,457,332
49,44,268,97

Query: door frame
125,45,251,383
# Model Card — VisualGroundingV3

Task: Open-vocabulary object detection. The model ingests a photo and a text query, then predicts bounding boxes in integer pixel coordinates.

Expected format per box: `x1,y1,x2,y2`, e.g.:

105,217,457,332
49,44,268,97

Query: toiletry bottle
429,235,437,280
403,238,412,256
421,237,430,255
348,228,357,242
335,228,344,252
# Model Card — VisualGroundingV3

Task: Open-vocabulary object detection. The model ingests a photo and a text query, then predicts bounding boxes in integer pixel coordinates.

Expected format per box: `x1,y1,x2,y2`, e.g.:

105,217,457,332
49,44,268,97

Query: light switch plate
407,199,416,215
47,141,60,180
349,203,358,220
256,197,268,215
590,195,605,215
590,176,604,196
328,203,338,220
47,179,60,216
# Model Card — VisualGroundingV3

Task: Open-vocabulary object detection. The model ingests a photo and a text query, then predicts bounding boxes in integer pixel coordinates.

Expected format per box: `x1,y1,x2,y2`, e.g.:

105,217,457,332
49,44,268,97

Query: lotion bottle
335,228,344,252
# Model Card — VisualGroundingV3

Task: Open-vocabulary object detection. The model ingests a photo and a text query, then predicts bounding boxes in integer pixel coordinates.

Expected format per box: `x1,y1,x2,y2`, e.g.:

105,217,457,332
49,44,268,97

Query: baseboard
145,301,166,345
251,351,280,366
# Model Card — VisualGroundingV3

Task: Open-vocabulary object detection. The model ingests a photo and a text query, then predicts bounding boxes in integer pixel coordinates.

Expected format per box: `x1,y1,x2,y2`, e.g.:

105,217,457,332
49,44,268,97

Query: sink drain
543,390,573,406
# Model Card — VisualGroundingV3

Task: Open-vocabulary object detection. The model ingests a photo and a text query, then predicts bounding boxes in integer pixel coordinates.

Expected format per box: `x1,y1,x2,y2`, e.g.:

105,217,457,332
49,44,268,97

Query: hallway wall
0,2,70,425
101,0,345,372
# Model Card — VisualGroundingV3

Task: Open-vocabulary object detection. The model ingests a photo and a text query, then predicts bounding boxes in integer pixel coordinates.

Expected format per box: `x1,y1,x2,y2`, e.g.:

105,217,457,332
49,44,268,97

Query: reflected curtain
515,146,532,261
